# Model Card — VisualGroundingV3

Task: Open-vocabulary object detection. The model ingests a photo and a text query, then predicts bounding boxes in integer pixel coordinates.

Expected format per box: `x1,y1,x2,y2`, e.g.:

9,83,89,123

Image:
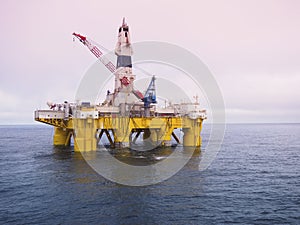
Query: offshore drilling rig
34,18,207,151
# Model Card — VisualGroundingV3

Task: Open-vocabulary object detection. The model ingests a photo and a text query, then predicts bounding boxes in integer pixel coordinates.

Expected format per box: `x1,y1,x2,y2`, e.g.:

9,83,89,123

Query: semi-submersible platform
34,19,207,152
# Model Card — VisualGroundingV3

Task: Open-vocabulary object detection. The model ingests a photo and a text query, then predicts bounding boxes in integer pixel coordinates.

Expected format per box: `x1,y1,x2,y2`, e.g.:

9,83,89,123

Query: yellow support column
149,129,158,145
183,117,202,147
73,118,97,152
53,127,72,146
113,117,131,148
158,126,173,147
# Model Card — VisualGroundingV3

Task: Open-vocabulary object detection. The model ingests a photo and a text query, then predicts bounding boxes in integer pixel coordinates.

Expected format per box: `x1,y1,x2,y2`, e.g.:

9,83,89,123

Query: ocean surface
0,124,299,224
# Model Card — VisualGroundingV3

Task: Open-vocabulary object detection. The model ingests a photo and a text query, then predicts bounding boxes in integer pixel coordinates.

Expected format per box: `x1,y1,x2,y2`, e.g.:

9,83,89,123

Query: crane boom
72,31,145,100
73,32,116,73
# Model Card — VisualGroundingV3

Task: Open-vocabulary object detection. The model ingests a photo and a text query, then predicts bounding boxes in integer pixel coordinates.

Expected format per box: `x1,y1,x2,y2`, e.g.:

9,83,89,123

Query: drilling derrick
113,18,137,115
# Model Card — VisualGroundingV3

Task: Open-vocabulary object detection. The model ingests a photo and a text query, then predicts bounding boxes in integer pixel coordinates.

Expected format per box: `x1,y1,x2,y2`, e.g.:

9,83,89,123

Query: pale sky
0,0,299,124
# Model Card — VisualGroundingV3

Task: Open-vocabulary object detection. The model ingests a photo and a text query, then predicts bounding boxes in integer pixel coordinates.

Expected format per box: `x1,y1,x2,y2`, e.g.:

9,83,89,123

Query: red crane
72,33,116,73
72,32,144,99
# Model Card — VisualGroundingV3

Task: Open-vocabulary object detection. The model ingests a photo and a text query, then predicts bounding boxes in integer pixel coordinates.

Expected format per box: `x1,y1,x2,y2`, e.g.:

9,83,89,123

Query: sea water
0,124,299,224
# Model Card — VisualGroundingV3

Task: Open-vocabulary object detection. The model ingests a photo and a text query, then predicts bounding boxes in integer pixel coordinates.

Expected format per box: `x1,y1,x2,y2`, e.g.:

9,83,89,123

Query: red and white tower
114,18,136,93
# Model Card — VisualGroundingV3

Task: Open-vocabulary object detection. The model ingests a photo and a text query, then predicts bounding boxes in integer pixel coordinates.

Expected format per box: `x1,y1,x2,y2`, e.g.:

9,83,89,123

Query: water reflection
50,145,204,224
53,146,73,160
52,145,203,186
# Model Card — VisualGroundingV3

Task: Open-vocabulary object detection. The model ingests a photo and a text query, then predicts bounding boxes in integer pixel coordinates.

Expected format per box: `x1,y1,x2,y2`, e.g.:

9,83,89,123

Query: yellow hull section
36,116,203,152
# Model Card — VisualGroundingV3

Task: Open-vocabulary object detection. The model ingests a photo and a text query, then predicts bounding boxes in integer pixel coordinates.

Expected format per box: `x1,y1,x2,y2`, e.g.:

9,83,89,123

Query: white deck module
35,110,65,119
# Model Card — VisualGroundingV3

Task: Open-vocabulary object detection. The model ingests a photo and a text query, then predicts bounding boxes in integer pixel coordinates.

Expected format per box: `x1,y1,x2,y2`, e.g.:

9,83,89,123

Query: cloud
0,0,300,124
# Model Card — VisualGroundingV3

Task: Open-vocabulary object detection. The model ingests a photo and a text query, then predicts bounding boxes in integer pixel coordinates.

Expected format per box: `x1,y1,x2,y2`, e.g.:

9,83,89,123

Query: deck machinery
34,19,207,152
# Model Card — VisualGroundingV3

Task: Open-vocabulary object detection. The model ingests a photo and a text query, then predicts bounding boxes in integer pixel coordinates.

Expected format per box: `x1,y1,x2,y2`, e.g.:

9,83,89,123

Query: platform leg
183,118,202,147
73,118,97,152
113,117,131,149
158,127,173,147
53,127,72,146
